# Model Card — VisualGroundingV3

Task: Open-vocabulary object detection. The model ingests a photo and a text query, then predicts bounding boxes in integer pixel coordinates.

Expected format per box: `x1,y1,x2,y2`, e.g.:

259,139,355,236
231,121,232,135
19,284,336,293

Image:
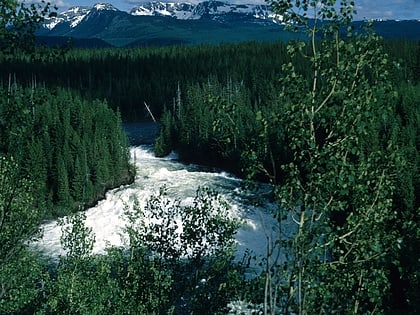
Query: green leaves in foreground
242,0,407,313
0,156,46,314
39,187,244,315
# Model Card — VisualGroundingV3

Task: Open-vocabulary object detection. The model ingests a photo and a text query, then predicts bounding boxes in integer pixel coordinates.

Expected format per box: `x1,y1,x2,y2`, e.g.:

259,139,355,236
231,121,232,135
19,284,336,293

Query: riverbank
67,122,157,214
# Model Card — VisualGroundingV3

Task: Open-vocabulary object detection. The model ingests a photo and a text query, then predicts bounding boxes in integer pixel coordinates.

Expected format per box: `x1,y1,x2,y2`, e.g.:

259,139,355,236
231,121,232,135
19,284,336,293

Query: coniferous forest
0,0,419,314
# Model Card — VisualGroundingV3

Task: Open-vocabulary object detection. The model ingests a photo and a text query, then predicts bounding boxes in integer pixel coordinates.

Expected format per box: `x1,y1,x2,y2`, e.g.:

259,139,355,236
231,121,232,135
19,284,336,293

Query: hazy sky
31,0,420,20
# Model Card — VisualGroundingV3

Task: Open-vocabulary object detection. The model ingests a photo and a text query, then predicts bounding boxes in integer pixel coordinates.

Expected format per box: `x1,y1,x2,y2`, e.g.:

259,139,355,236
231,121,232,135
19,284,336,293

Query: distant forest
1,40,417,122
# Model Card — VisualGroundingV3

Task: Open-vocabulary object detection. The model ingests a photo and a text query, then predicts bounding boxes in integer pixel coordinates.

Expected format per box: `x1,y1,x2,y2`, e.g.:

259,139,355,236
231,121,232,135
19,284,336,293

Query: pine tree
56,153,72,209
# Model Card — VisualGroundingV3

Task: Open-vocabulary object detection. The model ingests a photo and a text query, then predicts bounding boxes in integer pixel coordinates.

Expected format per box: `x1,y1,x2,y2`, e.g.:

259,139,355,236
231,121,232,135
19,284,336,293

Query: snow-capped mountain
44,6,91,29
190,1,279,22
37,1,419,48
37,1,290,47
130,2,196,19
130,1,281,23
42,1,281,31
93,3,119,11
43,3,120,30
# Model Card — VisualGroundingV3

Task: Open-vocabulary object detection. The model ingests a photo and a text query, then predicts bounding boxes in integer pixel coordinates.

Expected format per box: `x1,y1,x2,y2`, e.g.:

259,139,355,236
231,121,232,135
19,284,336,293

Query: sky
27,0,420,20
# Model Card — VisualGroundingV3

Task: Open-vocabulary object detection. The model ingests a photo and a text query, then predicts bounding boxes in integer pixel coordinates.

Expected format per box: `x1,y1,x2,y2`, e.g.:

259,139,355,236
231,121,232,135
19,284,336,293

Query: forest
1,0,419,314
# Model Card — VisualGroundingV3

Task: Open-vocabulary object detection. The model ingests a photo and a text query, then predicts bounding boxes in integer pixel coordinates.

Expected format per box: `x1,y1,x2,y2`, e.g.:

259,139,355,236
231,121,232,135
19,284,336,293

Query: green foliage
0,155,46,314
1,1,419,313
0,84,132,216
150,32,419,312
1,4,133,313
22,27,413,315
154,106,175,157
0,81,133,312
125,187,239,262
0,0,54,57
158,78,256,174
0,3,131,313
1,38,418,123
0,156,42,259
59,212,95,259
0,250,46,314
235,0,417,314
0,42,287,121
123,187,243,314
388,83,420,313
38,187,244,314
42,212,116,314
43,256,120,315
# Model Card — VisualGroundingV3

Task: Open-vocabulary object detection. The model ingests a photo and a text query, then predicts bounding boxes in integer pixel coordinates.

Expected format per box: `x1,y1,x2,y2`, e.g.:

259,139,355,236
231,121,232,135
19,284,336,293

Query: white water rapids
34,145,284,270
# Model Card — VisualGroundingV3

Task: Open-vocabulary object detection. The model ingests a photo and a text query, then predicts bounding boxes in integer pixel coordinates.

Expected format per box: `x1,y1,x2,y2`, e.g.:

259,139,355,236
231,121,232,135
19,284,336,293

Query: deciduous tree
0,0,53,57
250,0,401,313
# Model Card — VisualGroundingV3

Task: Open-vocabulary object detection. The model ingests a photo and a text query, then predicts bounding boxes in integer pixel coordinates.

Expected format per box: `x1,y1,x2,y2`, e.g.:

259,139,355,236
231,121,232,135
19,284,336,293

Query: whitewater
34,145,284,270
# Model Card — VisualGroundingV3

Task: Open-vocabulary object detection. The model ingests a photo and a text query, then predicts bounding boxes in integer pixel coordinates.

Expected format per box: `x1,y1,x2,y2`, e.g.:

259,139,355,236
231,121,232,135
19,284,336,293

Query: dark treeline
1,40,418,122
1,42,289,121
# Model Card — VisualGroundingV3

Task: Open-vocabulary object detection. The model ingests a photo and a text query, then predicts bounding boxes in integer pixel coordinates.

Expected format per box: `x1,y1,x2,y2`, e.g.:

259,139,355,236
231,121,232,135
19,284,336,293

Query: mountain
353,19,420,41
37,1,290,47
130,1,281,24
37,1,420,48
129,2,197,19
43,3,119,30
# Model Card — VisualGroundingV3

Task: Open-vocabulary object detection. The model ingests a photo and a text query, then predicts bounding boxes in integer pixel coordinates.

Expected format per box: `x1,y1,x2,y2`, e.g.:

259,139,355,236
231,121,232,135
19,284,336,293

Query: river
34,124,284,271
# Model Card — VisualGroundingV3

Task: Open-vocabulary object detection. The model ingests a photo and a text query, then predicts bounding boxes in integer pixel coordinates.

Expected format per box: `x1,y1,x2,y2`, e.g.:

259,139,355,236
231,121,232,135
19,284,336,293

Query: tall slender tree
0,0,54,57
248,0,402,313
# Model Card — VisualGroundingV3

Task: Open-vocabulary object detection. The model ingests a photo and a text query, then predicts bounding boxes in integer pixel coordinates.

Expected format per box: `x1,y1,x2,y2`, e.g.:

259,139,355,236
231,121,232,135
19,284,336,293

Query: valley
0,1,419,313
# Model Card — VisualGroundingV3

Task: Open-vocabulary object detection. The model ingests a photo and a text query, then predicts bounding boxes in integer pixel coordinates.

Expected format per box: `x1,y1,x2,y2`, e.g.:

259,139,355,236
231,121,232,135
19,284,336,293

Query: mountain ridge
37,1,290,47
37,1,420,48
43,1,282,29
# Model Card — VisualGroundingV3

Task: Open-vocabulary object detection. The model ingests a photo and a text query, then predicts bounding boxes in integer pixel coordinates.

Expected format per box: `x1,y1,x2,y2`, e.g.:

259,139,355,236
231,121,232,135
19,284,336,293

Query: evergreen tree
56,152,72,209
72,156,86,202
